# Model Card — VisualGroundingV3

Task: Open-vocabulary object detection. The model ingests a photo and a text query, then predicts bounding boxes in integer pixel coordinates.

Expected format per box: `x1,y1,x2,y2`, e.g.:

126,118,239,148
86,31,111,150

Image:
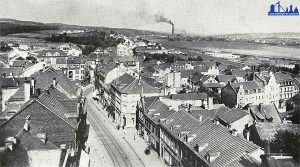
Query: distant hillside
0,18,166,37
0,18,59,36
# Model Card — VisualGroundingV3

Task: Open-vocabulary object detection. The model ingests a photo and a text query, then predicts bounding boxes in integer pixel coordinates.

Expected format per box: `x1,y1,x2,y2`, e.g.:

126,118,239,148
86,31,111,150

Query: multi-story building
0,75,87,167
65,57,87,81
221,71,280,108
94,55,140,106
274,72,299,108
37,50,68,68
159,111,263,167
110,73,160,127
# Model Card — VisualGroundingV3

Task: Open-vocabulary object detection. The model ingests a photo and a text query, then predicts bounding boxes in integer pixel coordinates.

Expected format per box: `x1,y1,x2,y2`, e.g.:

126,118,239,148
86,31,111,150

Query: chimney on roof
207,152,220,163
259,103,263,111
245,130,250,141
195,143,208,153
5,137,17,151
31,77,36,96
168,105,173,110
23,115,31,132
207,97,213,110
37,133,47,144
214,118,220,125
198,115,203,122
24,78,31,102
232,129,238,136
53,77,57,87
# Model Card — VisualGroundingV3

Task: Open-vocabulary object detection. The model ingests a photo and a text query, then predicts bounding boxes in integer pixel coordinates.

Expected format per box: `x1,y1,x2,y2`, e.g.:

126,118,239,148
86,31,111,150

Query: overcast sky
0,0,299,35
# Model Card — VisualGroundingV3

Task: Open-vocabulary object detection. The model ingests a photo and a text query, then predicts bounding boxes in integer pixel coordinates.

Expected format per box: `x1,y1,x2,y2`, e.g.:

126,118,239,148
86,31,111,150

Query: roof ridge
36,98,76,129
120,75,136,93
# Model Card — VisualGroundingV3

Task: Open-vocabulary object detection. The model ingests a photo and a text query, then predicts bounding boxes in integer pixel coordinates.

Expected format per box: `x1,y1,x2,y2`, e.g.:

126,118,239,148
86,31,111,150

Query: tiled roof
274,72,294,82
231,69,248,78
203,83,224,88
112,73,159,94
37,50,67,58
141,75,163,88
216,75,237,83
0,99,76,148
249,104,282,123
232,81,262,94
145,99,175,124
143,96,159,110
187,119,260,167
190,72,205,83
37,92,77,128
170,93,208,101
0,67,23,77
180,70,195,78
189,106,229,121
218,108,248,124
67,57,87,64
255,123,300,141
11,60,26,67
31,68,77,97
161,111,201,137
96,61,118,76
195,65,208,73
56,57,68,64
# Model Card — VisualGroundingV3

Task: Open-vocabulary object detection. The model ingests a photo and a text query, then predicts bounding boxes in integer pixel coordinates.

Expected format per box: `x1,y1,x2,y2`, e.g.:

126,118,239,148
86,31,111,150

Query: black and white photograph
0,0,299,167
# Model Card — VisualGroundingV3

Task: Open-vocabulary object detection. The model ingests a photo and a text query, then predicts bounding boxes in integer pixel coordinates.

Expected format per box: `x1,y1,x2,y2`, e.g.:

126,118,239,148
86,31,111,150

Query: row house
274,72,299,104
137,95,263,167
221,72,280,109
159,111,263,167
110,73,160,128
253,71,280,109
94,56,140,106
36,50,68,68
139,97,176,154
192,61,220,76
0,75,88,167
58,43,82,57
65,57,88,81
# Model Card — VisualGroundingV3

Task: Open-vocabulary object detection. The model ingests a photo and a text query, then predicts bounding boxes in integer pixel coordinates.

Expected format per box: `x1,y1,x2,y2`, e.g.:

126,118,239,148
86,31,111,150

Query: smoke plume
155,15,173,25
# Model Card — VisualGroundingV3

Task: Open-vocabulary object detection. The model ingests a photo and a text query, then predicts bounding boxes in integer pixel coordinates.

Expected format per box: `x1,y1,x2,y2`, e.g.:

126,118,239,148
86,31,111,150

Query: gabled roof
274,72,294,82
0,94,77,148
189,106,229,121
161,111,201,138
37,91,78,128
215,75,237,83
0,77,24,88
112,73,159,94
145,99,175,124
187,119,260,167
231,69,248,78
180,70,195,78
37,50,67,58
0,67,23,77
190,72,205,83
255,123,300,141
218,108,248,124
170,93,208,101
249,104,282,123
30,67,77,97
231,81,262,94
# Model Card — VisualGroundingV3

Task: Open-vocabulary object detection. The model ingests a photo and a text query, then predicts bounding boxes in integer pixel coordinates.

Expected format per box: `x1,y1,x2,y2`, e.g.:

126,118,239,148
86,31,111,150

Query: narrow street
85,93,145,167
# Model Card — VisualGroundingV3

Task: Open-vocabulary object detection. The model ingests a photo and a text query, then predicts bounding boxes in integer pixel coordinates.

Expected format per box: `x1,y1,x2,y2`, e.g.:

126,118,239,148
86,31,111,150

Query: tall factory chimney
155,15,174,35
